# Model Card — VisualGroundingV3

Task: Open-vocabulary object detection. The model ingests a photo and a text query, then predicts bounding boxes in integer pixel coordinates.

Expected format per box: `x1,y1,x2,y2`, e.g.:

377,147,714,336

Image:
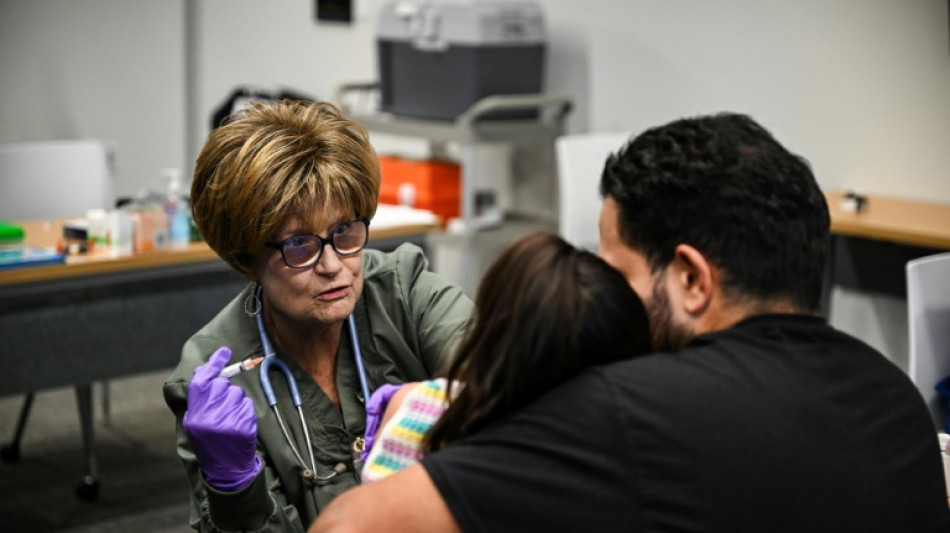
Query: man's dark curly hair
600,113,830,312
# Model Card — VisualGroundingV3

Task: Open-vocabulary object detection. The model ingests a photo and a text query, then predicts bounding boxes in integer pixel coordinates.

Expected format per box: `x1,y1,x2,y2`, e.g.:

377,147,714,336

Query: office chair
0,139,114,501
907,251,950,432
555,132,630,251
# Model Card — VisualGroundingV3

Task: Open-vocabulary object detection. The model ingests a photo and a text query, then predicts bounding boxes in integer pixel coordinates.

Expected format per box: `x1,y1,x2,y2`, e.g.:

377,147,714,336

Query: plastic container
86,209,109,251
0,221,25,259
377,1,546,120
132,206,169,252
108,209,134,256
378,155,460,224
163,168,191,249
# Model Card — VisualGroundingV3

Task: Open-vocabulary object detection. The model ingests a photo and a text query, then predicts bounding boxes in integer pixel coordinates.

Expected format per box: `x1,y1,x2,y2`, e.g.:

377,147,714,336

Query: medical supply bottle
163,168,191,249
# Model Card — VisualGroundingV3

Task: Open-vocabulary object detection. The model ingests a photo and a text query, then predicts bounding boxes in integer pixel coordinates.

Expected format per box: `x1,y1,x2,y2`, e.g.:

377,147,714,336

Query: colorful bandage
361,378,450,482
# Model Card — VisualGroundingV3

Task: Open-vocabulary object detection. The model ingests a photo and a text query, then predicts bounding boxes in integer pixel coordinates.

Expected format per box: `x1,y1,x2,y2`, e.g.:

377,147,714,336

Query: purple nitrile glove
361,383,407,462
183,346,263,492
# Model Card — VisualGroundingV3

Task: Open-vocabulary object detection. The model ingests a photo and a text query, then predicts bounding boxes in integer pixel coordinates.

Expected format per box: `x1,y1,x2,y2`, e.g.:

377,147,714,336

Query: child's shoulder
381,379,451,429
388,382,419,413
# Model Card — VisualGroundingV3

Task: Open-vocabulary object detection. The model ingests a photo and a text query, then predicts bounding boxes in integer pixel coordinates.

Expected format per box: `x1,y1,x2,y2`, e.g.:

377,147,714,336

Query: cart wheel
75,475,100,501
0,443,20,463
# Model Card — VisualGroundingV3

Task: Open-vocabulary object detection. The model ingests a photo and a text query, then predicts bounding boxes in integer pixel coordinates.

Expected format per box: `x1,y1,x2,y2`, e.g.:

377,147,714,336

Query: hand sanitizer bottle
163,168,191,250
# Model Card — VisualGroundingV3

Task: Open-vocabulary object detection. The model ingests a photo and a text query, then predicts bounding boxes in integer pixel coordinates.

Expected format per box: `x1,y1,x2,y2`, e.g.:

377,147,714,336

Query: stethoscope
253,286,370,482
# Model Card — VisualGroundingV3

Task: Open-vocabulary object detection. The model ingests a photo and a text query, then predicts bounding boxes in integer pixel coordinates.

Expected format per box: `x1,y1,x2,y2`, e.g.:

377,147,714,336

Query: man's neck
697,294,812,335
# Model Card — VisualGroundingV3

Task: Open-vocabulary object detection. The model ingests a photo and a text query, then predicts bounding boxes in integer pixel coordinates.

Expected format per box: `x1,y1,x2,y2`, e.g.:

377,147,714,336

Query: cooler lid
378,1,545,50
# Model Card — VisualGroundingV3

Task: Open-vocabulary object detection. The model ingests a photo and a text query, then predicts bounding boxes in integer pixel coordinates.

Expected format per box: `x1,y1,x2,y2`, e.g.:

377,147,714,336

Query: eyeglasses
265,218,369,269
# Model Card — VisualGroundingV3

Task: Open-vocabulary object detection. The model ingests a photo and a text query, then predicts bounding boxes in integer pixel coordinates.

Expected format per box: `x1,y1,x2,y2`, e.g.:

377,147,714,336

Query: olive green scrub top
163,244,473,532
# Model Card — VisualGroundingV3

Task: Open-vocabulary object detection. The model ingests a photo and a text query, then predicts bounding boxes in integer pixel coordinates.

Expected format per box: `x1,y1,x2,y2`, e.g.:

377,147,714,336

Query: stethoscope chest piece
352,436,365,456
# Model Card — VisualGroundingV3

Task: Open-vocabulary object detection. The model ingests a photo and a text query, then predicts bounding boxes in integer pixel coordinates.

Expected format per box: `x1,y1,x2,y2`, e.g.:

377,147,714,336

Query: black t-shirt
422,314,950,533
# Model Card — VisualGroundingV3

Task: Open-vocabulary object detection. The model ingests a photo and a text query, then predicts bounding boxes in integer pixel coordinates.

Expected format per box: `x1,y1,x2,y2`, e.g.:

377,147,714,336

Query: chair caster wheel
75,475,100,501
0,443,20,464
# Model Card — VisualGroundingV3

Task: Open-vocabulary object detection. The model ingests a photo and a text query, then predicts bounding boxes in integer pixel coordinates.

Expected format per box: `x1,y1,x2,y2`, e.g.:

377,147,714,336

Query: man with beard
311,113,950,533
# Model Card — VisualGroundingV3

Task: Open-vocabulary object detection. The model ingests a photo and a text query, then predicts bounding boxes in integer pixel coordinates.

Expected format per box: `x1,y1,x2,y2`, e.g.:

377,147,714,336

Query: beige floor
0,371,191,532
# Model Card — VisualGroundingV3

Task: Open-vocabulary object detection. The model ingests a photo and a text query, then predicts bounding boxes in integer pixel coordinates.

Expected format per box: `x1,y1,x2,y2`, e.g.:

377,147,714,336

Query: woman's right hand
183,346,262,492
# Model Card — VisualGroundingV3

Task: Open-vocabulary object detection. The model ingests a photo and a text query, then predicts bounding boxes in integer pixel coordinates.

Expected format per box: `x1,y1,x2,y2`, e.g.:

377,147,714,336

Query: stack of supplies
0,221,64,269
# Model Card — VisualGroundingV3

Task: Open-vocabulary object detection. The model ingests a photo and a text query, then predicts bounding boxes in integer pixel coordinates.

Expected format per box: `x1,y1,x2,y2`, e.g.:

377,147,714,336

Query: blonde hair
191,100,380,275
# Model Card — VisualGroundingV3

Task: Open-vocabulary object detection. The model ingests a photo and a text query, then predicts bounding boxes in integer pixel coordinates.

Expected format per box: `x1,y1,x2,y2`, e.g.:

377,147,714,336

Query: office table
0,212,438,499
826,190,950,250
821,190,950,316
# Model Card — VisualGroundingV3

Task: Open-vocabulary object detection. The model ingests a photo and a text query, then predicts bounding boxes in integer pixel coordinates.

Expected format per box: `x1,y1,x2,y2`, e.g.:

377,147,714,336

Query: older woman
163,100,473,532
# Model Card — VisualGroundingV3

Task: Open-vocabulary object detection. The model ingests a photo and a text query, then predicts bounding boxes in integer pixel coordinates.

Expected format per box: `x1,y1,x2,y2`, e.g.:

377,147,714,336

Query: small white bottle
108,209,134,256
163,168,191,250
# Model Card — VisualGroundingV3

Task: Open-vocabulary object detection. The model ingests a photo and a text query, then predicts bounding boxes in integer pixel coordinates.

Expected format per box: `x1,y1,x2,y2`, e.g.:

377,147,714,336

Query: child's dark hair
424,232,651,452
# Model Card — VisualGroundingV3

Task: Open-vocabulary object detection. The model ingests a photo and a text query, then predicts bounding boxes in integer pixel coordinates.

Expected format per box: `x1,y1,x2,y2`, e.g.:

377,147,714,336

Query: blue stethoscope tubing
253,286,369,481
348,316,371,405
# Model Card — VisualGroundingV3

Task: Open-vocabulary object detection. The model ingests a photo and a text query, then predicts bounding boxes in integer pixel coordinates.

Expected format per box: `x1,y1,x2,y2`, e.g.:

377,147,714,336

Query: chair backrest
907,251,950,431
0,139,114,221
555,132,630,251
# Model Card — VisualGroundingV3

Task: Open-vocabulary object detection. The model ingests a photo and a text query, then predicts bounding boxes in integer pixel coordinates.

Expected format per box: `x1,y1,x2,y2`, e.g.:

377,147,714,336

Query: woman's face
253,211,365,329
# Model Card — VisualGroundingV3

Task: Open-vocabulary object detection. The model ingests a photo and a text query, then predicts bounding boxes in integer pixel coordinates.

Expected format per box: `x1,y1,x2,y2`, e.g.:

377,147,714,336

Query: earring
244,283,262,317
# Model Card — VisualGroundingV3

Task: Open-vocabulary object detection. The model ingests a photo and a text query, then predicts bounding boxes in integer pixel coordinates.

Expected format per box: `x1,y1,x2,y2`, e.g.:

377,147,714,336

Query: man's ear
669,244,714,316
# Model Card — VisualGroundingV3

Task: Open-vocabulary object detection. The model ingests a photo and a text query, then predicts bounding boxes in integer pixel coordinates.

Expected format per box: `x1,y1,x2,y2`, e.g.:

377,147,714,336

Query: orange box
379,156,461,225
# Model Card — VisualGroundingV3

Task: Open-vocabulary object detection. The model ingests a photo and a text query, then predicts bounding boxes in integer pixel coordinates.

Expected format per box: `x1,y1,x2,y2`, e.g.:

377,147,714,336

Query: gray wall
3,0,950,368
4,0,949,202
578,1,950,201
0,0,186,199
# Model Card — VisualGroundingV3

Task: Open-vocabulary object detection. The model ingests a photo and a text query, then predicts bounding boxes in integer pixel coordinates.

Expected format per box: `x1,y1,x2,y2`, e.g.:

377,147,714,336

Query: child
361,231,652,482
